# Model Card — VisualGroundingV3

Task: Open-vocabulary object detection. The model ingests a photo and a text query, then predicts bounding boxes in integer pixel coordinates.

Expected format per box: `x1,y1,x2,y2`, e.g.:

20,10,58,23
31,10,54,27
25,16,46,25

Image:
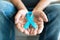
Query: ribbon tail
30,20,38,29
24,21,30,29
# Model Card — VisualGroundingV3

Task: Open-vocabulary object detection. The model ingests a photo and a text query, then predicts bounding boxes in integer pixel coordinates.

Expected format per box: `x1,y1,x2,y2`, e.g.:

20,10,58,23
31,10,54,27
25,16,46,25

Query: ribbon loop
24,11,38,29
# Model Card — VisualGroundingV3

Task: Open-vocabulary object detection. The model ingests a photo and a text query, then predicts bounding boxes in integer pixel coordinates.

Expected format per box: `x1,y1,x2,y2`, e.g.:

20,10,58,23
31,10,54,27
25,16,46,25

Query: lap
0,1,17,20
39,4,60,40
0,1,16,40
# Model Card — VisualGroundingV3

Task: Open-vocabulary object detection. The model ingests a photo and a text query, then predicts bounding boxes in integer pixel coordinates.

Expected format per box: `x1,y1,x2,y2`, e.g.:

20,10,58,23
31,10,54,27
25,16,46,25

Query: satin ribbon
24,11,38,29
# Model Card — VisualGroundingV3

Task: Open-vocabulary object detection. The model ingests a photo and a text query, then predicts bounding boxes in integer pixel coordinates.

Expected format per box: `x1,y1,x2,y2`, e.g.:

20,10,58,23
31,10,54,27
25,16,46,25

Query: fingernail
46,18,48,22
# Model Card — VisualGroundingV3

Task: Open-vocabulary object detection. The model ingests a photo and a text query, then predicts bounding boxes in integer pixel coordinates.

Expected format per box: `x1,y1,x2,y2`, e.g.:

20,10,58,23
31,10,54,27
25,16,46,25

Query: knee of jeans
0,1,17,18
0,10,8,29
44,4,60,22
44,4,60,15
0,10,13,32
0,1,15,9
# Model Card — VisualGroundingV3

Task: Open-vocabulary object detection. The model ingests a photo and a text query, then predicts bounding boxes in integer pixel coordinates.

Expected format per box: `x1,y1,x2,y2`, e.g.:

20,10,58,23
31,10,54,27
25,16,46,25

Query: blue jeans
0,1,60,40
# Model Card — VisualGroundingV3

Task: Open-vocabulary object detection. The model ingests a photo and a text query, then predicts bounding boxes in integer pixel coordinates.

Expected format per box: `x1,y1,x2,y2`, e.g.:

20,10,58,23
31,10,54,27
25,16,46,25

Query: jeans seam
0,9,15,25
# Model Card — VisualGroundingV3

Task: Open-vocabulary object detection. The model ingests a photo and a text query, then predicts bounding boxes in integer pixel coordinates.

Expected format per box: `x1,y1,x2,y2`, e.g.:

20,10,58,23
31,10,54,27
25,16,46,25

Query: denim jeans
0,1,60,40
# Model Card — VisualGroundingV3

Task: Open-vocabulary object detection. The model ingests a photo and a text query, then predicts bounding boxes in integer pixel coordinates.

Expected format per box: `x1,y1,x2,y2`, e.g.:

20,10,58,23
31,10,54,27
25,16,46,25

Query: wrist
18,8,28,11
18,9,28,15
32,8,42,13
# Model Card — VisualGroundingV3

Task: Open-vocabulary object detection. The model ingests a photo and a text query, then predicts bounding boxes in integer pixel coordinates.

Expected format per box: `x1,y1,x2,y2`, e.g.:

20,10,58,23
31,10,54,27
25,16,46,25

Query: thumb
40,11,48,22
15,11,22,24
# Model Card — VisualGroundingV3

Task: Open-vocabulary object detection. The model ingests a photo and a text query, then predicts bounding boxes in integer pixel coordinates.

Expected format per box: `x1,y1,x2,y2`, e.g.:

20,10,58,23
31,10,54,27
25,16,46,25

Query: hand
29,17,44,36
15,9,30,35
33,10,48,22
29,10,48,35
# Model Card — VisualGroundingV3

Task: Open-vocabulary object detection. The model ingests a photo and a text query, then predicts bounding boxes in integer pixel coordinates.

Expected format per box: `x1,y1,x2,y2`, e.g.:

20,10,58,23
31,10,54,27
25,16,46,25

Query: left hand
29,10,48,35
29,17,44,36
33,10,48,22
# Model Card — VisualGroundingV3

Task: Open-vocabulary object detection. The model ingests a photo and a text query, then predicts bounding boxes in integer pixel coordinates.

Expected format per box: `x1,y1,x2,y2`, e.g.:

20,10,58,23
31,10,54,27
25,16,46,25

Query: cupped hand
33,10,48,22
14,9,48,36
15,9,30,35
29,17,44,36
29,10,48,36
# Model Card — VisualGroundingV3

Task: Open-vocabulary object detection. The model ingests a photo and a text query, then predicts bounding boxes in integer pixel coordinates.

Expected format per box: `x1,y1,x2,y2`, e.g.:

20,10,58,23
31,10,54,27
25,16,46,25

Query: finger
38,24,44,34
28,25,34,36
37,18,44,34
15,12,22,24
33,17,39,35
33,29,38,35
24,30,29,35
30,28,34,35
27,28,30,33
16,23,24,32
19,20,24,26
29,26,33,34
18,21,29,35
40,11,48,22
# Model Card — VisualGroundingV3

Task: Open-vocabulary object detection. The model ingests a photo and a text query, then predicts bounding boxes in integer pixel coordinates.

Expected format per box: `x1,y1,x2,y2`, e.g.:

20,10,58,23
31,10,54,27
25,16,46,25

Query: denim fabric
0,1,60,40
39,4,60,40
0,1,16,40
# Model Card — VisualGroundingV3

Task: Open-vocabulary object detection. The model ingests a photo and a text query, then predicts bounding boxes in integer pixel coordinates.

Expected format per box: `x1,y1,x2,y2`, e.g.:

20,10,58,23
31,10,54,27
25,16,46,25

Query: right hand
15,9,30,35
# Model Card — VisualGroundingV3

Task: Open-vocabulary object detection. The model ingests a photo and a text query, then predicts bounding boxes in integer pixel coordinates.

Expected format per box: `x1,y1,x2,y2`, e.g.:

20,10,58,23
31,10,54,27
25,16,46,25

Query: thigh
0,1,17,40
0,1,17,21
39,4,60,40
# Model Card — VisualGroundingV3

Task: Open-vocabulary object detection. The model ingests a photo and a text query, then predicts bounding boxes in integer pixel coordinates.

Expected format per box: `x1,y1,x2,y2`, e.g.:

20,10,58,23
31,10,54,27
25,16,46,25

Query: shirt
21,0,59,11
22,0,40,11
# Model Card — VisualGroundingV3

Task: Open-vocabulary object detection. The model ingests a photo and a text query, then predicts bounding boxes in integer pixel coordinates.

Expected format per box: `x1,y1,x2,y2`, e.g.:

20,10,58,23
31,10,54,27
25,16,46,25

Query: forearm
10,0,27,10
33,0,52,11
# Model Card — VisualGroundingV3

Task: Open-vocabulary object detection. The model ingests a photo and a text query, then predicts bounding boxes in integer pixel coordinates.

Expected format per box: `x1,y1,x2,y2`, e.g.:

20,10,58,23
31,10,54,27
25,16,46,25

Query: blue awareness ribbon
24,11,38,29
